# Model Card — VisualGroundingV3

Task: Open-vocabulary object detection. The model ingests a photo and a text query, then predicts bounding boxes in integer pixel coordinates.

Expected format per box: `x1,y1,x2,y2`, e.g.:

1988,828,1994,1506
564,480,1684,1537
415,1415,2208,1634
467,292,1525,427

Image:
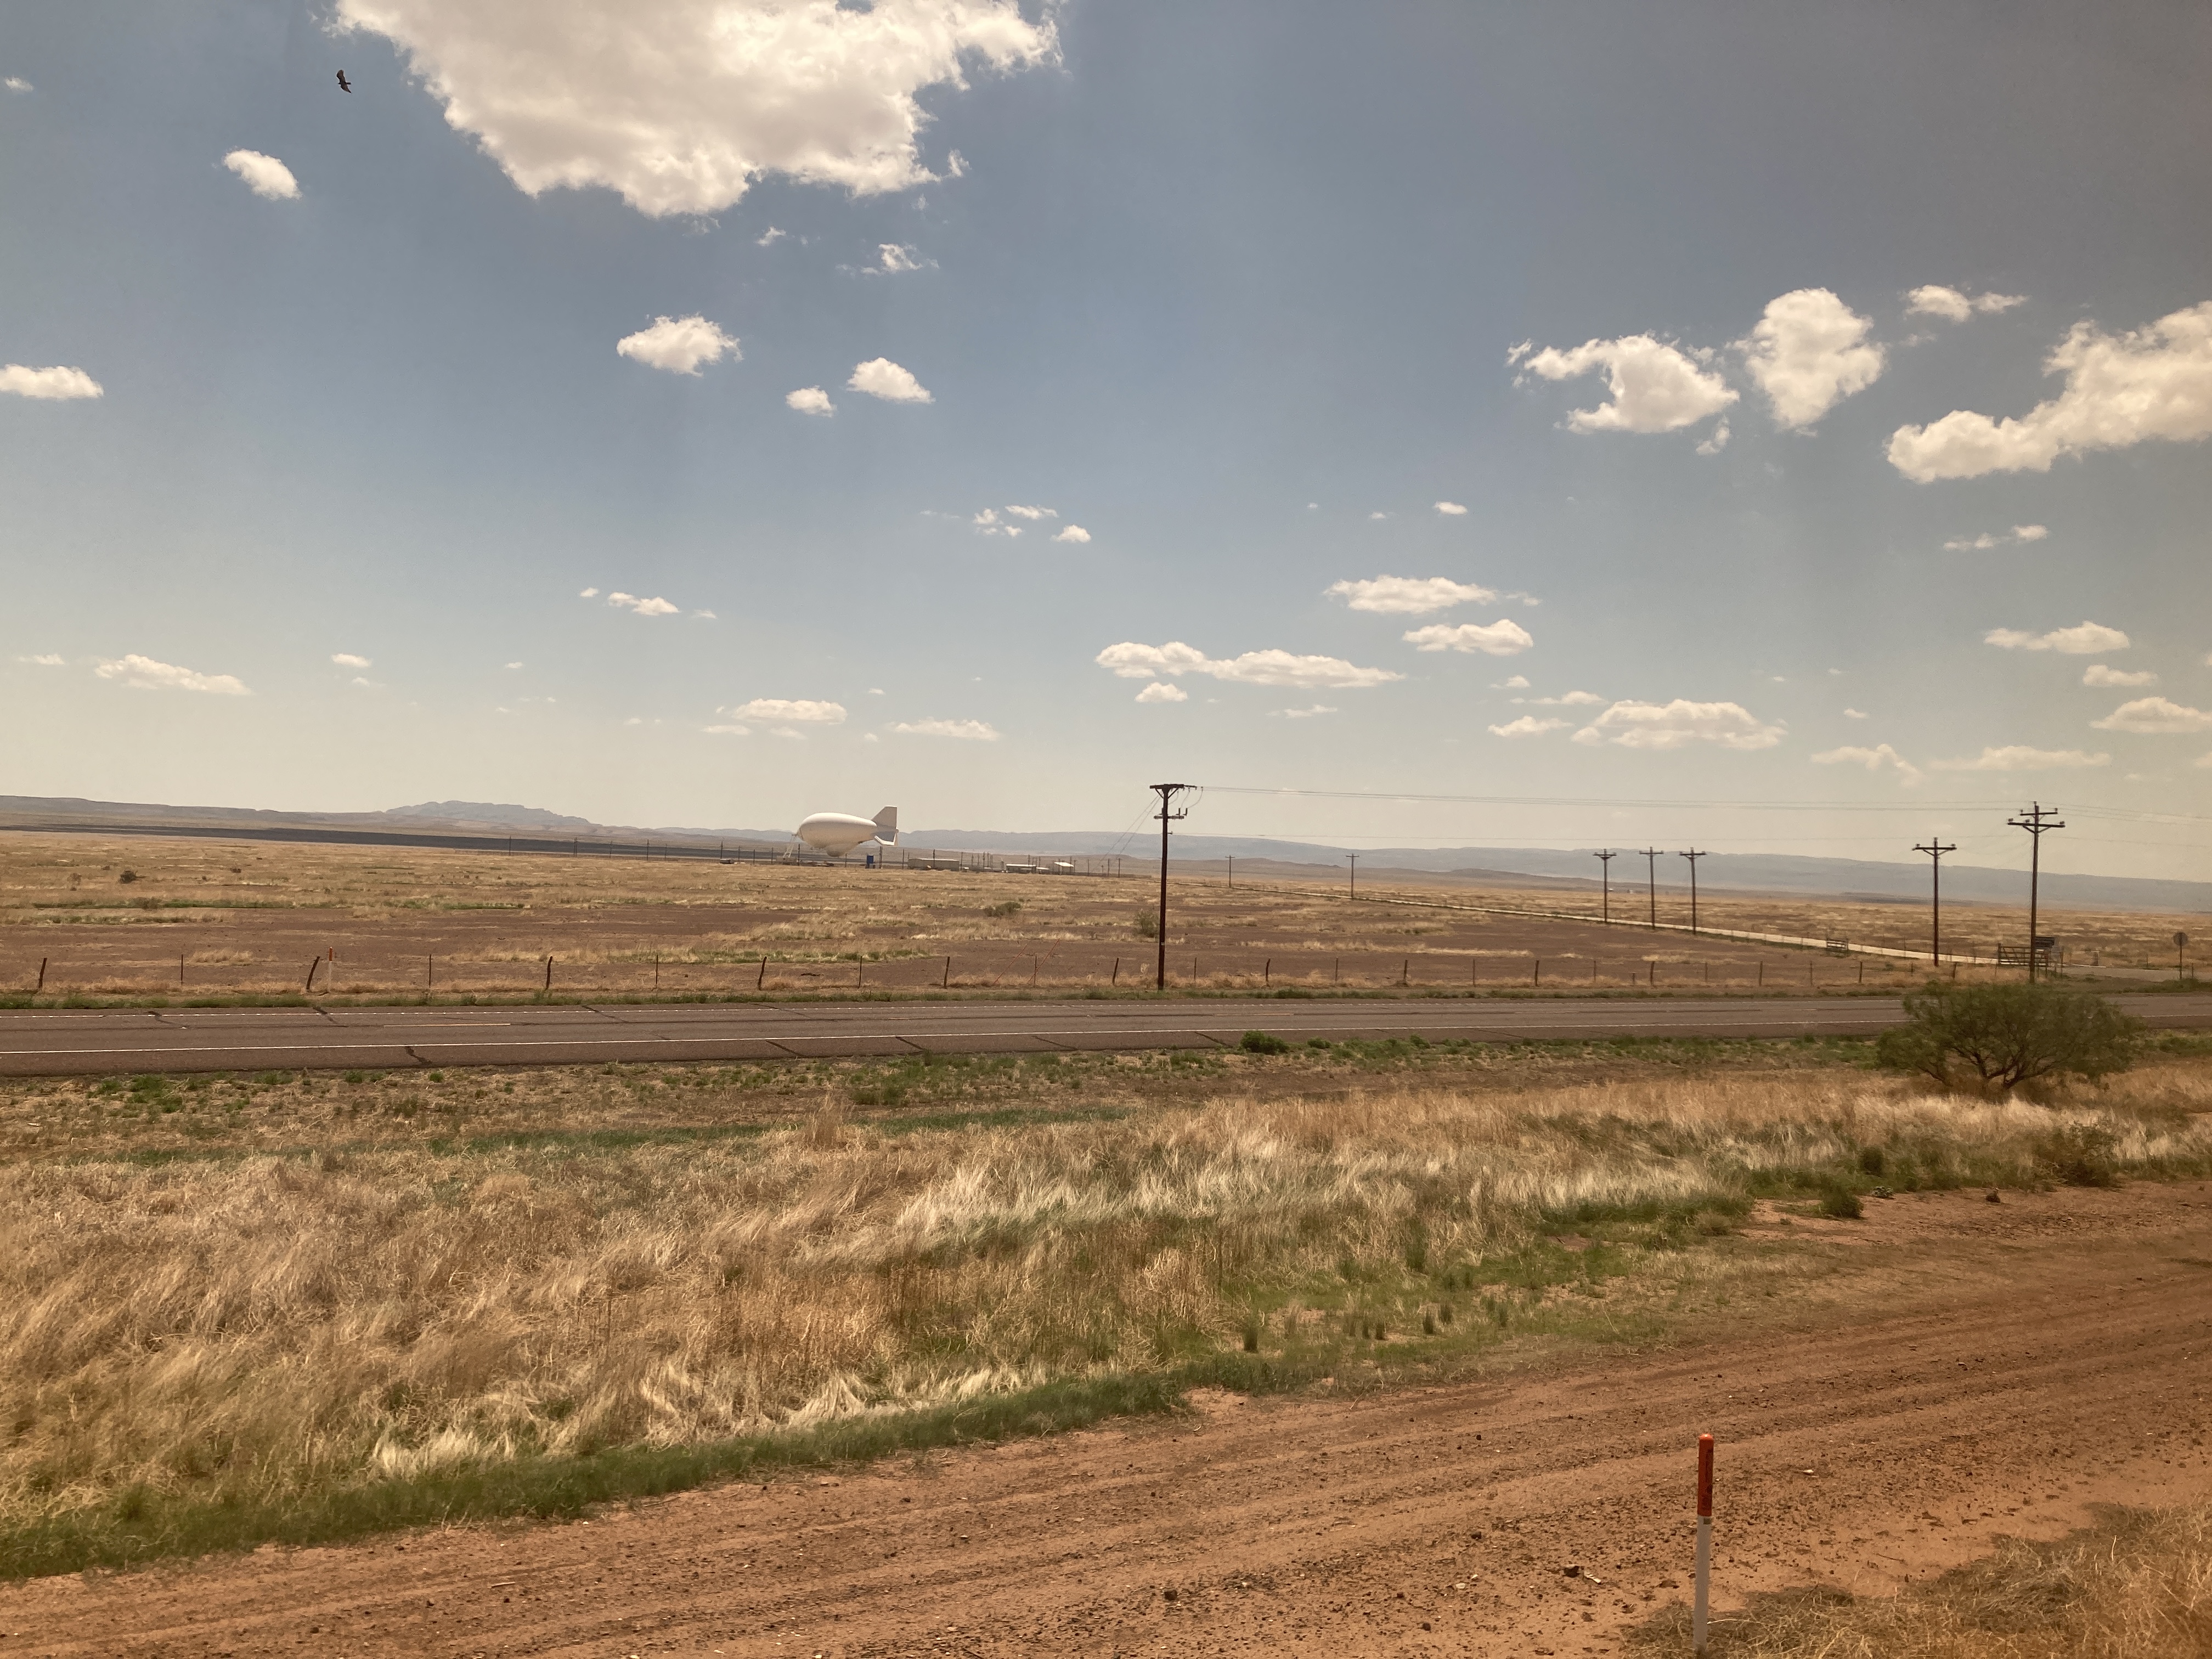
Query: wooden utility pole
1593,850,1616,923
1641,848,1661,930
1150,783,1196,990
1913,837,1957,965
2007,803,2064,981
1678,849,1706,934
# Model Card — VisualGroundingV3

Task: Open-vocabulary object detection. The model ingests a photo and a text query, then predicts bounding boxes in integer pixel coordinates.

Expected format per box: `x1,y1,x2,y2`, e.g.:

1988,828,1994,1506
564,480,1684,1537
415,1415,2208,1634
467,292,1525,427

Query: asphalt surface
1,992,2207,1075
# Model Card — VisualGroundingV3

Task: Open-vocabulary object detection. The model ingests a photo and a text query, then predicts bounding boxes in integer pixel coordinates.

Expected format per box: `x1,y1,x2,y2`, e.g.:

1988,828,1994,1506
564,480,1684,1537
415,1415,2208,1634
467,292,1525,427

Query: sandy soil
7,1180,2210,1658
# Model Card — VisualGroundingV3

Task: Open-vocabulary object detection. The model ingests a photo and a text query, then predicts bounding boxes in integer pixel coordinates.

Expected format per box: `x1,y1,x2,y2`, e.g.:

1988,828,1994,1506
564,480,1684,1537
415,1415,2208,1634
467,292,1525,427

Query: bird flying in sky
335,70,352,92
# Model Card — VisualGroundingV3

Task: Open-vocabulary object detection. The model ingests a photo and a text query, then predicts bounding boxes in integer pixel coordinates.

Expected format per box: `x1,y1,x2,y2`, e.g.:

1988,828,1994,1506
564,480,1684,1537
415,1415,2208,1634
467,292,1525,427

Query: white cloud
2091,696,2212,734
1488,715,1569,738
1135,681,1187,704
756,226,786,246
616,315,737,375
331,653,373,668
1888,301,2212,481
1052,524,1091,544
1812,742,1921,783
578,586,599,597
1931,746,2110,772
21,653,65,667
1004,504,1055,519
94,654,250,695
786,386,834,416
1843,707,1868,719
1944,524,2049,551
606,592,680,616
1740,289,1884,429
1272,704,1338,719
1513,689,1602,706
1510,334,1736,433
703,724,751,737
2083,664,2156,688
1695,418,1730,456
1498,674,1530,689
1434,501,1468,516
222,149,301,200
875,243,930,273
890,716,1000,740
723,698,845,726
849,357,931,403
4,77,30,93
971,508,1020,537
332,0,1058,218
504,661,523,669
1327,574,1497,615
1570,699,1784,751
1402,619,1536,656
1985,620,2129,654
0,364,101,400
1906,285,2025,322
693,608,716,619
1095,641,1402,690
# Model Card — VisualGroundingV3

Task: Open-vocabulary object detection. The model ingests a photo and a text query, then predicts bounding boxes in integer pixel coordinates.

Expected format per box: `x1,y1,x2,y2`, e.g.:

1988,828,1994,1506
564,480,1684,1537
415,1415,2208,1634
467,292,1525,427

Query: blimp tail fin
872,805,899,845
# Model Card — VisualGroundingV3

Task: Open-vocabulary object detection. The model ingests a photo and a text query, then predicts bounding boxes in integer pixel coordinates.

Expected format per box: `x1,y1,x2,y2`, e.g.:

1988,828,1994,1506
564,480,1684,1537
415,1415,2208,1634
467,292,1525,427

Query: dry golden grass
1641,1502,2212,1658
5,1054,2208,1547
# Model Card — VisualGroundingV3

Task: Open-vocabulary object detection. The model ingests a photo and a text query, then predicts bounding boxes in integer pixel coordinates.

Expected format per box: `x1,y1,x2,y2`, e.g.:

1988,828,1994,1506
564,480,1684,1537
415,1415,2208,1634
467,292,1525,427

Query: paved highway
1,993,2207,1076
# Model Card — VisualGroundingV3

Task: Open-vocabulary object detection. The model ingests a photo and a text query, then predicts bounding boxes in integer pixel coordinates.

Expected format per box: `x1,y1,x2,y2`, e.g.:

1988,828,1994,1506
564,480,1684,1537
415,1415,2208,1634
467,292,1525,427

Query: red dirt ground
8,1182,2211,1658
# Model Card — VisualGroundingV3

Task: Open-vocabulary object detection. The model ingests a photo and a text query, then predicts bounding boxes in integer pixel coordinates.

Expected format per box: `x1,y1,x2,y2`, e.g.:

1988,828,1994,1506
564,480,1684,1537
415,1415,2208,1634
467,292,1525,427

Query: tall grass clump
3,1064,2207,1570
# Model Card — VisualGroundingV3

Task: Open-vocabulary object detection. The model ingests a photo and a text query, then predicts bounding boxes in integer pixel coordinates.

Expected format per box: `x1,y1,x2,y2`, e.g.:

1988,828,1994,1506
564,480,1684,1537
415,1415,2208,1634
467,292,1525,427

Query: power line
1199,785,2205,825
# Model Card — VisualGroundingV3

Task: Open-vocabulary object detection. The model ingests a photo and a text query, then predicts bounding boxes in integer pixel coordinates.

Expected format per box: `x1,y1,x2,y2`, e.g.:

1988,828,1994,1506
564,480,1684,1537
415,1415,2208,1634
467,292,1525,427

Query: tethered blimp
795,805,898,857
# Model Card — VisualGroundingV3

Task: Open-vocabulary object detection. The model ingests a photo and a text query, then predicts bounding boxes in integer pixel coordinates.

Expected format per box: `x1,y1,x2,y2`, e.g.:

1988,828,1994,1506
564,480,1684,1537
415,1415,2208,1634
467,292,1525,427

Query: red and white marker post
1693,1432,1715,1654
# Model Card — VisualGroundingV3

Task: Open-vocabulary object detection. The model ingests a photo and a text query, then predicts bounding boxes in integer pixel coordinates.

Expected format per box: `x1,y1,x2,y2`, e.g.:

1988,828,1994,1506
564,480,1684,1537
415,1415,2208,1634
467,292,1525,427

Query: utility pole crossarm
1914,837,1957,966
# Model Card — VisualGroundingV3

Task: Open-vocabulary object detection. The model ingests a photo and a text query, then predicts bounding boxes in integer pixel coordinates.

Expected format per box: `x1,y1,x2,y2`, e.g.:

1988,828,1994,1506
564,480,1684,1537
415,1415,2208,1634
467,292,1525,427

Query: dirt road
9,1181,2212,1657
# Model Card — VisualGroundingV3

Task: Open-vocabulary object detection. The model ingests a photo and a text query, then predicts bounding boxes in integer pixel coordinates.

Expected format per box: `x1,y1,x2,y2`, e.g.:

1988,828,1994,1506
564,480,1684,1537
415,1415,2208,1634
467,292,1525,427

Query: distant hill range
1,794,2204,914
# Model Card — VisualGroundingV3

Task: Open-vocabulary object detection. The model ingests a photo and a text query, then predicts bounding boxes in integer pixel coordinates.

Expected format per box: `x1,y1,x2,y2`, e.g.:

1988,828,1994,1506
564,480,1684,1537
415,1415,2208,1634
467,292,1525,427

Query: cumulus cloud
848,357,931,402
1740,289,1884,429
331,653,373,668
606,592,680,616
890,716,999,740
1812,742,1921,783
971,508,1020,538
616,315,737,375
786,386,834,415
1488,715,1568,738
2083,664,2155,688
1844,707,1868,719
1906,286,2025,322
95,654,249,695
1272,704,1338,719
1005,504,1054,519
1135,681,1187,704
1695,418,1730,456
1944,524,2048,551
1095,641,1402,691
1931,746,2110,772
21,653,65,666
1052,524,1091,544
332,0,1058,218
875,242,930,273
1570,699,1784,751
1513,690,1603,706
1327,575,1497,616
1434,500,1468,515
1,364,101,400
721,698,846,728
2091,696,2212,734
1402,619,1535,656
1985,620,2129,654
4,77,30,93
1509,334,1736,433
222,149,301,200
1888,301,2212,481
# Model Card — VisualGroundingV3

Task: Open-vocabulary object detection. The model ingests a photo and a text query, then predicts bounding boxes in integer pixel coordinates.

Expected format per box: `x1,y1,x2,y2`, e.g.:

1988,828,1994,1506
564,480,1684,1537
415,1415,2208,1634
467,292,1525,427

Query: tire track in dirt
8,1183,2211,1657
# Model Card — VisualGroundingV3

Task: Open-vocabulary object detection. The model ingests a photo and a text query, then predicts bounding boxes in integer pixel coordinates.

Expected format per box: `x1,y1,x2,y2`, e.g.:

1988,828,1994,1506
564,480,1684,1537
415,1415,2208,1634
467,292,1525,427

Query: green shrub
983,900,1022,919
1875,983,2142,1096
1238,1030,1290,1055
1818,1185,1864,1220
2034,1123,2120,1187
1131,908,1160,940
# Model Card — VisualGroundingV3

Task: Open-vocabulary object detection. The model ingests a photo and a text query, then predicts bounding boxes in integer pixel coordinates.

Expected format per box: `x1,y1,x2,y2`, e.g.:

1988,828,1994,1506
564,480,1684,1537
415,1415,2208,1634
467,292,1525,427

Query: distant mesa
380,801,596,831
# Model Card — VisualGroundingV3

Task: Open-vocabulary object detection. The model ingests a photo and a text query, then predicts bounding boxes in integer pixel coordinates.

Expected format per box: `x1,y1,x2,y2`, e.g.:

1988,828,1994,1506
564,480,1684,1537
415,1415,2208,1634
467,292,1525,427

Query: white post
1693,1432,1714,1654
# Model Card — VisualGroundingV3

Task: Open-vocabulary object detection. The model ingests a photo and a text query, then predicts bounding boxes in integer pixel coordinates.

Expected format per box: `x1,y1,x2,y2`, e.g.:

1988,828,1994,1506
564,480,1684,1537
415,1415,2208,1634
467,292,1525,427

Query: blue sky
4,1,2209,878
